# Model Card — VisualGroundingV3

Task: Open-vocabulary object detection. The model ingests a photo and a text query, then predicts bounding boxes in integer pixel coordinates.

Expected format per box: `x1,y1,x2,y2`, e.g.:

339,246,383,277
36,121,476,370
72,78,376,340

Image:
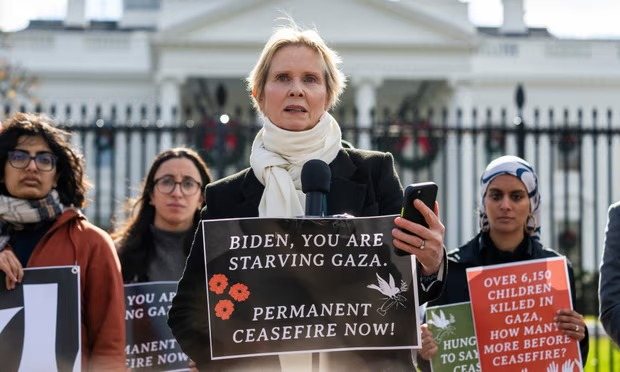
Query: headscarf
479,155,541,239
249,112,342,217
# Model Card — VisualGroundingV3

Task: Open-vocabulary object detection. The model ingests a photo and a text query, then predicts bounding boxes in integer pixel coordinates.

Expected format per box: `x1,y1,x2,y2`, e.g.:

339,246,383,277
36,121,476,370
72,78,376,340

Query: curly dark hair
0,112,89,207
112,147,212,282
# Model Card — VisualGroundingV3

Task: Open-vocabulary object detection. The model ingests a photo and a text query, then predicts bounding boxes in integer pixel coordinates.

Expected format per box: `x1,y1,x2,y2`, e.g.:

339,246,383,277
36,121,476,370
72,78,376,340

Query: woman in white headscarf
416,155,588,369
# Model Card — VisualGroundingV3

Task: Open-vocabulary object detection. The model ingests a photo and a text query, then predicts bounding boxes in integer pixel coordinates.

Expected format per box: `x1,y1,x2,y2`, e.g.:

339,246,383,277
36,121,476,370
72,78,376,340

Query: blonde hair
247,24,347,112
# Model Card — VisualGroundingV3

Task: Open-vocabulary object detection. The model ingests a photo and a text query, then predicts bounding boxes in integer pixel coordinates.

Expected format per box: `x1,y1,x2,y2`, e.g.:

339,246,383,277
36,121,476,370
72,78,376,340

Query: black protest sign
124,282,189,371
202,215,420,359
0,266,80,371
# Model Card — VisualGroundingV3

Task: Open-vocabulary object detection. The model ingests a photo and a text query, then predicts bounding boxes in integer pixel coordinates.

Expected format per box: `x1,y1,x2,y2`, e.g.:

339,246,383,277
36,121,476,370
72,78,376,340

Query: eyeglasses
154,175,202,196
8,150,57,172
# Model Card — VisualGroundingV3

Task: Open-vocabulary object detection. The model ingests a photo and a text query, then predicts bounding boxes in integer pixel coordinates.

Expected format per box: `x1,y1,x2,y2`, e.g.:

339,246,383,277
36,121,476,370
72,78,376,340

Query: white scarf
250,112,343,217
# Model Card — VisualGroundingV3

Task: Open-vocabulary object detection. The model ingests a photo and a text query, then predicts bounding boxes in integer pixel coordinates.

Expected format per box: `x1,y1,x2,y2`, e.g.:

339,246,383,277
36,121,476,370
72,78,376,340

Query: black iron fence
3,105,620,370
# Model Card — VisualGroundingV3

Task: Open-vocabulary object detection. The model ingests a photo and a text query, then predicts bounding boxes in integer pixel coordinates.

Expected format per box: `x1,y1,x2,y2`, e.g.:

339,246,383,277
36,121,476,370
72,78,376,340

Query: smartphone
400,182,438,228
395,182,438,256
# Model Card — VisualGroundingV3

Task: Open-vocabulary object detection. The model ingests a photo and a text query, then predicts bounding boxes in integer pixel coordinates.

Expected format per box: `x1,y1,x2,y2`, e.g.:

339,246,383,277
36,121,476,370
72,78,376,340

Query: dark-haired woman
0,112,125,370
113,147,212,283
416,155,588,370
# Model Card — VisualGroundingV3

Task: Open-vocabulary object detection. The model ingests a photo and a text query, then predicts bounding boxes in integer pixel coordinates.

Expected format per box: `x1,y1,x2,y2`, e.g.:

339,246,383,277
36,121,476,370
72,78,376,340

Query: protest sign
466,257,582,372
124,281,189,371
202,215,420,359
425,302,479,372
0,266,81,371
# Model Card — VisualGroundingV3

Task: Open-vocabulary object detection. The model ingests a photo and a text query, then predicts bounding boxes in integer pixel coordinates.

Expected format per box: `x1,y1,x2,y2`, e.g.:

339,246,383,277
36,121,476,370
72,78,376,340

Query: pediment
156,0,477,49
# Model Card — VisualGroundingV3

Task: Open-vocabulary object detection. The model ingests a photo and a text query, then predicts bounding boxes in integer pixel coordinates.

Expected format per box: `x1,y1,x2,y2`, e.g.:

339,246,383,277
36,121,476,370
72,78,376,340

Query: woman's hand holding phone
392,182,445,275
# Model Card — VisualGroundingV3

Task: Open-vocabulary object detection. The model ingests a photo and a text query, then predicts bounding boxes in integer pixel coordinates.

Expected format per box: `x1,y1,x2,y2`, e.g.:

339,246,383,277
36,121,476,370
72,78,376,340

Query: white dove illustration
367,273,400,298
427,310,454,329
367,273,408,315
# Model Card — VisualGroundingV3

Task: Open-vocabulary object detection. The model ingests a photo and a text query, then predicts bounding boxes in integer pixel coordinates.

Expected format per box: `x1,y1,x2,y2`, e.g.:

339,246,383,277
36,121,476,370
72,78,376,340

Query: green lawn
585,320,620,372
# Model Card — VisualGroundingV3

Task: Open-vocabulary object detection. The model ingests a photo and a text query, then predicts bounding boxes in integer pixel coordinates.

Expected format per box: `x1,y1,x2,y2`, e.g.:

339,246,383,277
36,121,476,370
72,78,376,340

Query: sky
0,0,619,39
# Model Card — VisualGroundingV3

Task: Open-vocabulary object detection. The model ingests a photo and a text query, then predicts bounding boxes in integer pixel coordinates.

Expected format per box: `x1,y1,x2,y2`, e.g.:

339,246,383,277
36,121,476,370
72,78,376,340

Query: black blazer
203,148,404,219
169,148,443,370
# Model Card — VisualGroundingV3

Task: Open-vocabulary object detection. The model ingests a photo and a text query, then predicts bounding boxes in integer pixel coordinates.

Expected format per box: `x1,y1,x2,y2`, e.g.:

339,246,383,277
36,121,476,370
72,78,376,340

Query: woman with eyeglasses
113,147,212,283
0,112,126,370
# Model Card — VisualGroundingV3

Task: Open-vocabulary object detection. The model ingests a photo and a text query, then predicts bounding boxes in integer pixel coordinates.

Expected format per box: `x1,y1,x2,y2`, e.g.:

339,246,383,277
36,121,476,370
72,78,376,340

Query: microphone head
301,159,331,193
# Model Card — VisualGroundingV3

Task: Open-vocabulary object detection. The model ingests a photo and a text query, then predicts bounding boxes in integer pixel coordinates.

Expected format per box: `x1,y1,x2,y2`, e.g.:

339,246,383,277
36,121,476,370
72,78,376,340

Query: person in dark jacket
168,23,447,371
113,147,212,283
416,155,589,370
599,200,620,346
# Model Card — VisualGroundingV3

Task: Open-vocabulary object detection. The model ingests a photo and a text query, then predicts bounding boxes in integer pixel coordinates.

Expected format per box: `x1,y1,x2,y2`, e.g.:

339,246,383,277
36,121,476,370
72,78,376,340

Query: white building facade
1,0,619,271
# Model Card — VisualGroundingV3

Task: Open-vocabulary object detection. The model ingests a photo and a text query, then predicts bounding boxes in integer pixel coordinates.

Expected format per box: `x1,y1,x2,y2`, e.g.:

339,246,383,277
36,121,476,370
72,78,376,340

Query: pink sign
466,257,582,371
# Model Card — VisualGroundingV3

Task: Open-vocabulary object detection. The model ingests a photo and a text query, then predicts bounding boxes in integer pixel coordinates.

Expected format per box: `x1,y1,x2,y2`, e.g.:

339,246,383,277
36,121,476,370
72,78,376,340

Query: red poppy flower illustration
229,283,250,302
215,299,234,320
208,274,228,294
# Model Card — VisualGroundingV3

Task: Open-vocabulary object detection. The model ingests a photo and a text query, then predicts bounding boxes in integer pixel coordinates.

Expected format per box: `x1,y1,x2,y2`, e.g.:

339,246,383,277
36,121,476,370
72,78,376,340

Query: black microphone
301,159,331,217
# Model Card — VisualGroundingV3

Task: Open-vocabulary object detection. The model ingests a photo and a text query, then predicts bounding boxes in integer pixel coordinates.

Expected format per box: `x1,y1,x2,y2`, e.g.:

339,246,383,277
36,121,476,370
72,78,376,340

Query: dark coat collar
240,167,264,201
450,232,541,266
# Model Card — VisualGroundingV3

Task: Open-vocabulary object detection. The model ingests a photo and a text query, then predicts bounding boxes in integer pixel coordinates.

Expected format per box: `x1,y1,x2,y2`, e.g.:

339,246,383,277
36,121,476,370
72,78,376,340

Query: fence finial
515,83,526,158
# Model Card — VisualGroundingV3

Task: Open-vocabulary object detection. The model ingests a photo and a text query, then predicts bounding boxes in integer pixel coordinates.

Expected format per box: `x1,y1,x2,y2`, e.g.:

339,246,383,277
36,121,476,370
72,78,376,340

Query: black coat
417,233,589,370
168,148,444,371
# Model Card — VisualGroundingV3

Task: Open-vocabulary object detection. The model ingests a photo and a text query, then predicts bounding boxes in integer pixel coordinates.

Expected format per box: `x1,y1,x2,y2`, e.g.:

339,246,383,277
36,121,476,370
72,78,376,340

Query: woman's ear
253,88,265,109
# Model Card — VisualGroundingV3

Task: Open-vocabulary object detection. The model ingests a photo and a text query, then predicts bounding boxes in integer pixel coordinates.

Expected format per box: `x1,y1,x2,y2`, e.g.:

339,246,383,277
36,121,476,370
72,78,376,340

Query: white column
449,80,474,120
353,77,382,150
446,80,476,249
157,76,182,155
159,76,181,125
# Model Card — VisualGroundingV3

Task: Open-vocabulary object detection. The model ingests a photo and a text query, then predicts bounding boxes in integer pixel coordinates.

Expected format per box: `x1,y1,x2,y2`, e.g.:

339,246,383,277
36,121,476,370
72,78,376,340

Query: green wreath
377,120,440,171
